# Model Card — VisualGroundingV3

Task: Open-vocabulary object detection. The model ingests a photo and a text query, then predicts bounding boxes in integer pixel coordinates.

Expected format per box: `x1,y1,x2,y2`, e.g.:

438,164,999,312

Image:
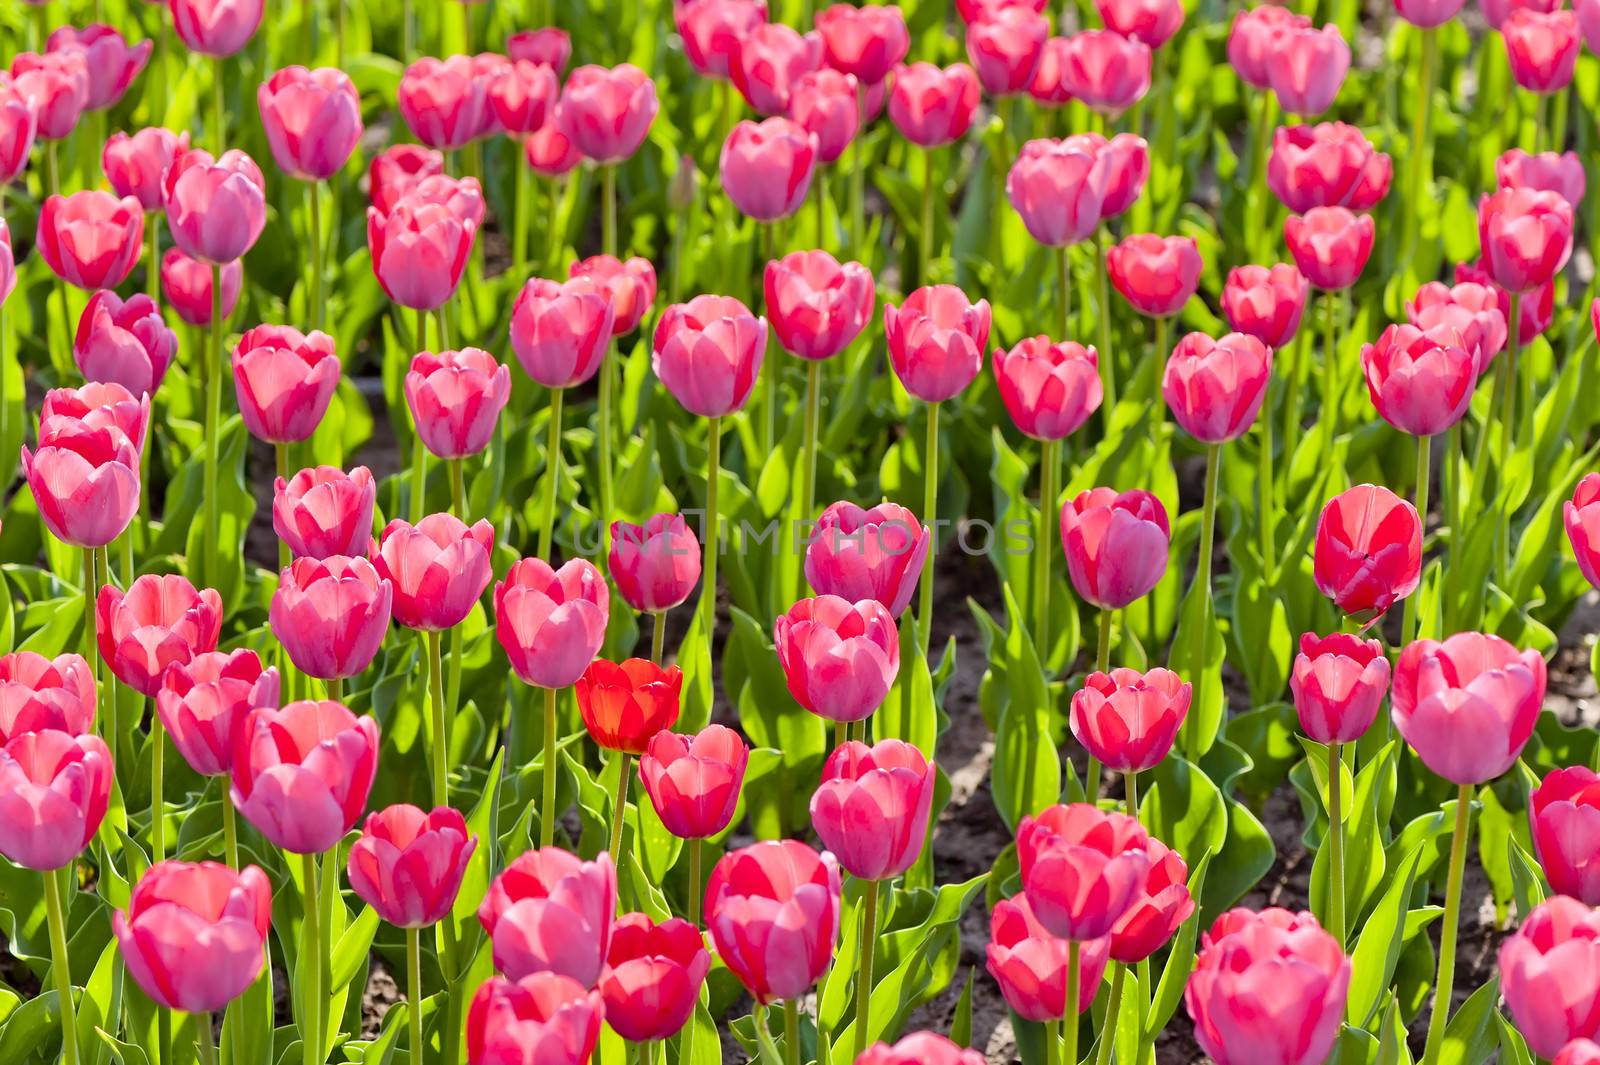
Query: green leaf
1145,851,1212,1041
1168,572,1225,760
1347,848,1423,1028
987,584,1060,832
1140,756,1227,864
1435,978,1501,1065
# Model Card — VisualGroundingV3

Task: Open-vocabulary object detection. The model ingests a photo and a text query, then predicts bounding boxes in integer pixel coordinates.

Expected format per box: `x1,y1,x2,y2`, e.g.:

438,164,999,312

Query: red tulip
1505,9,1580,93
1478,186,1573,293
1456,260,1552,346
986,893,1110,1021
169,0,264,57
348,804,476,928
489,59,558,135
857,1033,988,1065
575,658,683,756
638,725,748,839
0,78,36,182
367,190,478,311
161,248,243,328
1162,331,1272,443
817,2,909,85
1107,234,1202,318
570,254,658,338
1185,908,1351,1065
1392,632,1546,786
467,973,602,1065
652,294,768,417
705,840,841,1004
163,147,267,265
1097,0,1184,48
269,555,393,680
1407,279,1508,372
1500,896,1600,1058
775,595,900,723
74,291,177,397
966,8,1049,96
1558,1041,1600,1065
231,325,340,444
992,338,1103,441
1028,36,1074,106
11,50,88,140
720,117,818,222
508,27,572,74
1018,803,1150,940
495,558,610,690
1111,839,1193,963
526,110,584,178
40,381,149,453
103,128,187,212
677,0,768,79
1058,30,1152,114
49,25,151,110
1070,667,1192,773
273,465,376,559
1228,6,1311,90
1395,0,1466,25
1289,632,1390,745
368,144,444,215
97,574,223,697
37,191,145,290
560,63,658,163
230,700,379,854
257,65,363,181
1267,123,1392,213
1265,23,1350,115
810,739,935,881
0,652,95,743
0,730,112,870
1312,484,1421,621
398,56,490,150
21,420,141,549
789,69,860,164
156,650,278,777
1531,767,1600,905
887,62,981,147
764,250,874,361
1497,147,1586,207
1283,206,1374,291
1222,264,1308,349
1568,475,1600,590
805,501,928,617
884,284,992,402
1006,137,1110,247
1059,488,1170,610
509,276,615,390
113,861,271,1012
479,848,616,985
599,914,711,1042
730,23,822,115
1360,323,1476,436
373,515,495,632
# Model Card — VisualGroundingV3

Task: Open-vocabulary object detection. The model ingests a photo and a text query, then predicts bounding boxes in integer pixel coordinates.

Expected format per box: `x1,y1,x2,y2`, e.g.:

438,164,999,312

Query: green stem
92,549,117,761
688,836,702,925
428,630,447,808
1063,940,1081,1065
1319,291,1339,458
1408,29,1438,247
406,927,423,1065
411,308,429,523
301,852,322,1065
202,265,222,590
513,145,530,267
1497,293,1522,581
918,147,935,286
222,789,240,869
1058,244,1072,344
851,879,880,1060
851,82,866,249
1326,741,1345,948
784,1000,800,1065
401,0,412,61
1258,376,1275,572
598,338,615,530
1092,964,1125,1065
801,358,821,549
1044,1020,1060,1065
1420,785,1473,1065
198,1012,216,1065
277,444,291,572
151,700,165,863
147,213,161,302
539,388,564,558
918,402,940,656
308,183,325,332
1034,438,1060,665
701,416,722,649
1095,230,1114,419
158,1008,172,1065
1443,421,1460,573
651,612,666,664
45,867,78,1065
1181,445,1221,754
1249,91,1275,263
760,223,777,463
213,55,225,151
449,457,465,519
1401,433,1432,646
1126,769,1139,820
540,686,558,848
608,753,631,867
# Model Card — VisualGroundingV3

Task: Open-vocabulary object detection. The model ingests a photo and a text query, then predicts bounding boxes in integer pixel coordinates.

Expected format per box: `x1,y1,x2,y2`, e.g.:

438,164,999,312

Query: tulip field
13,0,1600,1063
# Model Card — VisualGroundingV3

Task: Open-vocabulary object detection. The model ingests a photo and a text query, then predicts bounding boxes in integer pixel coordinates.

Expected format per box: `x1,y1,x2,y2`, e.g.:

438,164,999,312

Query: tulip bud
269,556,393,681
1222,264,1309,349
170,0,264,57
1059,487,1170,610
888,62,981,147
74,291,177,398
638,725,749,839
1228,6,1311,90
0,652,95,742
1313,484,1421,621
966,8,1049,96
653,295,768,417
161,248,243,328
231,700,379,854
1097,0,1185,48
775,595,900,723
398,56,490,150
1019,803,1150,940
508,27,572,74
1058,30,1152,114
495,558,610,690
560,63,658,162
1478,186,1573,294
1360,323,1476,437
232,325,341,445
0,79,37,182
1162,331,1272,443
367,193,477,311
731,23,822,115
1107,234,1202,318
1267,123,1392,213
489,59,559,135
373,515,495,632
1504,9,1580,93
1457,259,1553,346
884,285,992,402
1265,23,1350,116
22,421,141,549
817,2,910,84
41,382,149,455
478,848,617,985
1407,280,1507,373
764,250,875,361
467,973,602,1065
37,191,145,291
1284,206,1374,291
1070,667,1191,772
720,117,818,222
156,650,279,778
676,0,766,79
526,111,583,178
1531,767,1600,905
11,50,88,140
1289,632,1389,745
1006,138,1109,247
257,65,363,181
705,840,841,1003
1111,839,1194,963
0,729,113,870
98,574,223,697
273,465,377,559
575,658,683,756
986,893,1111,1021
1499,896,1600,1059
805,501,928,617
1028,36,1074,106
509,276,614,390
163,148,267,265
404,348,512,460
600,913,712,1043
348,804,476,928
1497,147,1586,208
103,128,187,210
810,739,936,881
570,254,658,338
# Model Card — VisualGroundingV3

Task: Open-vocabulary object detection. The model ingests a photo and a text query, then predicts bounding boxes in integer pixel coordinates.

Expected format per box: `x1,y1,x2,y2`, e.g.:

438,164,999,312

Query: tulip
1185,908,1351,1065
1228,5,1312,89
1070,667,1191,774
1018,804,1149,939
805,501,928,617
1505,9,1580,94
0,728,112,870
112,861,271,1014
40,382,150,453
560,63,658,163
163,148,267,265
775,595,900,723
816,3,909,84
610,514,703,617
1499,896,1600,1059
1088,132,1152,218
468,973,602,1065
1283,206,1374,291
1097,0,1184,48
576,658,683,756
858,1034,988,1065
273,465,377,559
677,0,767,79
600,913,712,1042
1289,632,1389,744
156,650,279,778
1561,1041,1600,1065
966,8,1049,96
764,251,875,362
1267,123,1393,213
526,111,584,178
1027,36,1073,105
652,294,768,417
1059,488,1170,610
0,80,32,188
230,698,379,855
103,128,186,212
1111,839,1193,962
986,894,1111,1021
269,556,394,682
884,285,992,402
22,421,141,549
1265,23,1350,115
1395,0,1466,24
1313,484,1421,621
348,804,476,927
37,191,145,291
1478,186,1573,294
1360,322,1476,439
1163,331,1272,444
1497,147,1586,207
403,348,511,460
48,24,149,111
368,144,444,215
887,62,981,147
638,724,749,865
1407,280,1508,372
811,738,935,882
1006,138,1109,247
231,325,341,445
1222,264,1308,349
1107,234,1202,318
10,50,88,141
1568,475,1600,590
495,558,610,691
1583,0,1600,51
1486,0,1562,28
729,23,822,115
73,291,177,397
0,652,96,743
508,27,571,72
1457,259,1552,347
257,66,362,181
788,69,860,165
367,192,478,311
570,255,658,338
489,59,558,135
169,0,264,56
1058,30,1152,114
97,573,223,697
397,56,489,150
161,248,243,328
957,0,1050,18
478,848,617,985
720,117,818,222
992,339,1103,444
373,515,494,632
705,840,842,1004
1531,767,1600,905
508,276,614,390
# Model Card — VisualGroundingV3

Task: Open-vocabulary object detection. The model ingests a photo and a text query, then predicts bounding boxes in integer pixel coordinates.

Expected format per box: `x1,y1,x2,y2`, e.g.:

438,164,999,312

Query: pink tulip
478,848,616,985
1097,0,1184,48
764,250,875,361
1289,632,1390,744
560,63,658,163
509,277,615,390
652,294,768,417
230,700,379,854
884,284,992,402
1313,484,1421,621
0,652,96,743
1457,260,1553,347
610,514,703,614
163,148,267,265
859,1034,987,1065
1028,36,1075,106
73,291,177,397
1018,803,1150,940
161,248,243,328
1082,131,1151,217
676,0,768,80
1487,0,1562,29
810,739,936,880
1228,6,1312,89
638,725,749,839
1557,1041,1600,1065
404,348,512,460
789,69,860,164
1059,488,1170,610
1478,186,1573,294
1267,123,1392,213
805,501,928,617
368,144,444,215
273,465,377,559
40,382,149,454
372,515,495,632
1283,206,1374,291
1265,23,1350,115
1408,279,1508,371
231,325,341,444
1567,474,1600,591
570,254,658,337
731,23,823,115
1395,0,1467,25
508,27,572,74
992,338,1103,441
156,650,279,777
1006,138,1110,247
887,62,981,147
1107,234,1202,318
37,191,145,291
169,0,264,57
489,60,559,135
1058,30,1152,114
1504,9,1580,93
21,421,141,549
775,595,900,722
269,556,393,680
367,192,478,311
1070,667,1192,772
1531,767,1600,905
11,50,88,139
257,65,363,181
0,730,112,870
97,574,223,697
467,973,602,1065
987,893,1111,1020
966,8,1049,96
705,840,842,1003
1222,264,1309,349
600,912,712,1043
0,78,36,182
495,558,610,689
720,117,818,222
348,804,477,928
817,2,909,85
103,128,188,211
1497,148,1586,208
1360,323,1476,437
1162,331,1273,443
398,56,490,150
526,111,584,178
1499,896,1600,1058
1111,839,1194,963
48,24,151,110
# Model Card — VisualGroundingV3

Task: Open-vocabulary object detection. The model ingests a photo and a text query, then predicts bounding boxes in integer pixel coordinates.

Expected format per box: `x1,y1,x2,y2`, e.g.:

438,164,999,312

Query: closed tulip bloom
1098,0,1184,48
1407,280,1507,372
1478,186,1573,294
1500,897,1600,1058
1019,803,1150,941
0,652,95,742
170,0,264,56
273,465,377,559
41,382,150,454
373,515,495,632
775,595,900,723
1360,323,1476,436
114,861,271,1013
1265,23,1350,115
1497,148,1586,207
270,556,392,680
1531,767,1600,905
1392,632,1546,785
1505,9,1580,93
560,63,658,162
720,117,818,222
73,291,177,397
22,422,141,549
403,349,511,460
156,650,278,777
1111,839,1193,963
966,8,1049,95
1456,259,1553,347
1086,132,1151,217
600,913,711,1043
816,3,908,84
526,111,584,178
993,338,1103,441
676,0,767,79
163,148,267,264
1108,234,1202,318
805,501,928,616
1059,488,1170,610
231,325,340,444
509,277,615,390
479,848,616,985
1267,124,1392,213
1185,908,1351,1065
368,195,477,312
888,62,982,147
257,66,362,181
1284,206,1374,291
859,1034,987,1065
0,730,112,870
1486,0,1562,28
1228,5,1311,88
1059,30,1153,113
1313,484,1421,620
705,840,841,1004
1006,138,1110,247
11,50,88,139
1395,0,1466,25
1070,667,1191,773
986,894,1111,1021
1222,264,1308,349
730,23,822,115
1567,475,1600,589
810,739,935,881
1029,36,1074,105
161,248,243,328
0,79,36,183
789,69,860,164
103,128,187,211
653,294,768,417
49,25,150,111
1289,632,1390,744
1559,1041,1600,1065
1583,0,1600,52
37,191,145,291
469,973,601,1065
570,254,658,337
398,56,489,150
764,250,874,361
495,558,610,690
230,700,379,854
347,804,476,928
97,574,223,697
884,284,992,402
1163,331,1272,443
957,0,1051,19
575,658,683,755
639,725,748,839
489,60,558,135
509,27,571,73
609,515,702,614
368,143,444,215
